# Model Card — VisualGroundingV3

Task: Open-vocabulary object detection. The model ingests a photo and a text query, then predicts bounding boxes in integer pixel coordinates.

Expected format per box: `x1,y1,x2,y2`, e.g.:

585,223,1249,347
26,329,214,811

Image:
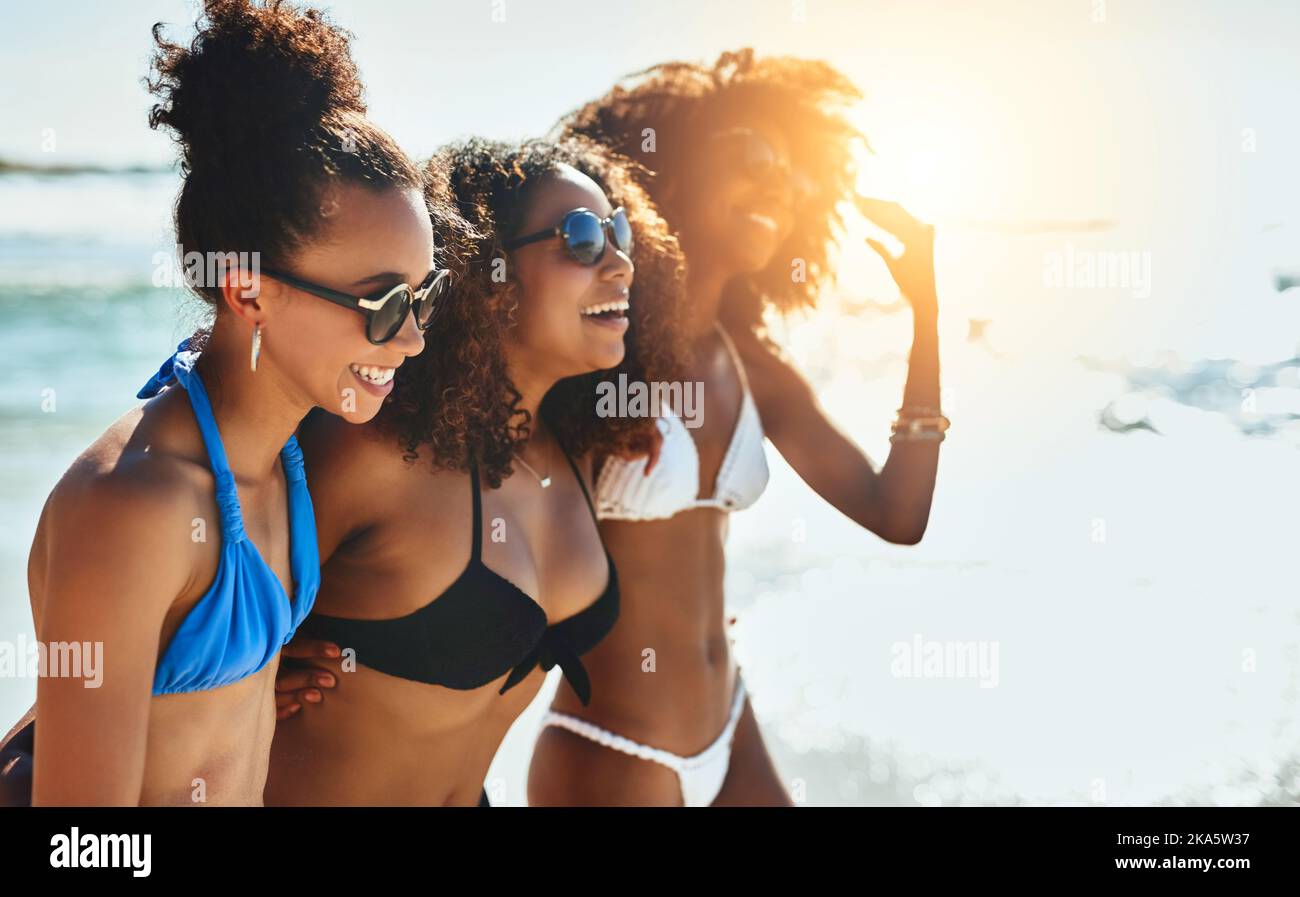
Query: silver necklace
513,439,551,488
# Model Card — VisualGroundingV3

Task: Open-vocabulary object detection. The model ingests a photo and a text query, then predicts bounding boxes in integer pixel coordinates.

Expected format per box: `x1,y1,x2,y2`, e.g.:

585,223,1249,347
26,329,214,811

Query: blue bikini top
137,339,320,695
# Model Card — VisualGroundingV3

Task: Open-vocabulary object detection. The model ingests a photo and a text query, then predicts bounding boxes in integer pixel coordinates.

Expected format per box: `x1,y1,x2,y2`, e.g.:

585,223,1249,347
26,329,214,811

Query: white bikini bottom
539,673,747,807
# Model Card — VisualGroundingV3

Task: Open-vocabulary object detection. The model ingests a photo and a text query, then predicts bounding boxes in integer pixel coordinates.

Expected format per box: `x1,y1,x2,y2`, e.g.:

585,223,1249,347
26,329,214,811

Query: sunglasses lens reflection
565,212,605,265
368,288,410,343
612,209,633,255
744,139,780,178
414,273,447,329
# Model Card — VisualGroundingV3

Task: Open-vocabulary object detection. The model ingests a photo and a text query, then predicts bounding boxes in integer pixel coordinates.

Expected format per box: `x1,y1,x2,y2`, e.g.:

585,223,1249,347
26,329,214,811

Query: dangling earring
250,324,262,372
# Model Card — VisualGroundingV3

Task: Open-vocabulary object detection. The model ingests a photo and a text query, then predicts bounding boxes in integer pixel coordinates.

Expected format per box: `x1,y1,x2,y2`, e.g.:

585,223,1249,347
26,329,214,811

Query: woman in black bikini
264,137,687,806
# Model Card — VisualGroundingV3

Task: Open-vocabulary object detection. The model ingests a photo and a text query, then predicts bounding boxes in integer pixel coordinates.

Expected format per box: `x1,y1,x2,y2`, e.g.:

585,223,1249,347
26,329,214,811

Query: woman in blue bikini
0,0,453,805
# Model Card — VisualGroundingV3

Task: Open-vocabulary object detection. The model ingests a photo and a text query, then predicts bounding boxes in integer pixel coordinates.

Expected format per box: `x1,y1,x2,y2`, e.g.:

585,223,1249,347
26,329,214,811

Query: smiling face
504,164,634,381
256,182,435,424
671,120,799,280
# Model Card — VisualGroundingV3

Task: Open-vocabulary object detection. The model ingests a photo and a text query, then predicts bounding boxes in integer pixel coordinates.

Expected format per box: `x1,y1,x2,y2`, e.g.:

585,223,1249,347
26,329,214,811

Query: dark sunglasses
260,266,451,345
503,207,633,266
714,128,817,204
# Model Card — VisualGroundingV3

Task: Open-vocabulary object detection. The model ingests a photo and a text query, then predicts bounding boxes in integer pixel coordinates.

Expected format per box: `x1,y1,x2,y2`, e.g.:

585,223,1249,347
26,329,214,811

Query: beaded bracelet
890,429,947,444
890,411,951,443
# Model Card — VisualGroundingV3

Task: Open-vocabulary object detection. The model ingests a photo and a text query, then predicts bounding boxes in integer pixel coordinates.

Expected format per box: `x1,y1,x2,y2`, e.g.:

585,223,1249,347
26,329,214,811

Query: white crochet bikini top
595,323,770,521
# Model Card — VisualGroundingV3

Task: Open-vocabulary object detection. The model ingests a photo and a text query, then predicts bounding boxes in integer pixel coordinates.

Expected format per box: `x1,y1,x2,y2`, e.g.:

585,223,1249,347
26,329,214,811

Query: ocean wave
1082,353,1300,438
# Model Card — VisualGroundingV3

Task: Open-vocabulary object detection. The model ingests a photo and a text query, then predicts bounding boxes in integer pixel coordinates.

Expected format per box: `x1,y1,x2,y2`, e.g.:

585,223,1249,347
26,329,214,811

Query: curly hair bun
146,0,420,302
149,0,368,175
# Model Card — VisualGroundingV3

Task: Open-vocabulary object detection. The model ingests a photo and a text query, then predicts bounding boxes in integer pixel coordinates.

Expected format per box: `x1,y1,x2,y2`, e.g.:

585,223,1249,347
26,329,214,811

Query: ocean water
2,171,1298,806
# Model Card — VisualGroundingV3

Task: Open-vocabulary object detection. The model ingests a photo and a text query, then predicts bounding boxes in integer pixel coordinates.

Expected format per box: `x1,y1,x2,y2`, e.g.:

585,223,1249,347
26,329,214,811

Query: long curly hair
376,136,689,488
557,48,867,329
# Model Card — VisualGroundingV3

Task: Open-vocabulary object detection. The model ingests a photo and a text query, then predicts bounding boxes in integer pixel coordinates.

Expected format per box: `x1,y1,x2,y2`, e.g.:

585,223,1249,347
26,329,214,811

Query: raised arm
740,199,943,545
30,470,193,805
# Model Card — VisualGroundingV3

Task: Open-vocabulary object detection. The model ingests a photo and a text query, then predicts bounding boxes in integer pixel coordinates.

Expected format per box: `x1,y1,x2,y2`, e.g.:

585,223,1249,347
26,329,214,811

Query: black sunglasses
503,207,633,266
260,266,451,345
713,128,816,203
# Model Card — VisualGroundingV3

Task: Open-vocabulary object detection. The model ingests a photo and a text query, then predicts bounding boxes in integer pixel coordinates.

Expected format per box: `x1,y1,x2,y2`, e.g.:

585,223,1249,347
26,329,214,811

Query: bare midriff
264,658,544,806
138,666,279,806
546,508,738,756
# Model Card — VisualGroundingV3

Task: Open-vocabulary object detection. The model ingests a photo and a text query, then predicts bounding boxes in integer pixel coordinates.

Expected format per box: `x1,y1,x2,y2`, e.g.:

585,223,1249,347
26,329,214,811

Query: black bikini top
299,445,619,705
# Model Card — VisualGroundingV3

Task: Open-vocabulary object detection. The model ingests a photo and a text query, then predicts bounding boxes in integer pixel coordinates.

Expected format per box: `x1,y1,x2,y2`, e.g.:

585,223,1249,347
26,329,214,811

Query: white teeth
580,299,631,316
349,363,395,385
747,212,778,232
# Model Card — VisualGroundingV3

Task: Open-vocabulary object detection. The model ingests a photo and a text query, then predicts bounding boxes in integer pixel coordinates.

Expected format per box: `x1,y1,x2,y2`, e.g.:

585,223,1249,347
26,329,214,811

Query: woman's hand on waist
275,637,340,720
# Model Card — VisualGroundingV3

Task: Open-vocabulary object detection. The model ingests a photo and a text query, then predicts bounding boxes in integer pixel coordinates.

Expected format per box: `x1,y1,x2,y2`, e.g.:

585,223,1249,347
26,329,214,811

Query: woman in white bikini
523,49,948,806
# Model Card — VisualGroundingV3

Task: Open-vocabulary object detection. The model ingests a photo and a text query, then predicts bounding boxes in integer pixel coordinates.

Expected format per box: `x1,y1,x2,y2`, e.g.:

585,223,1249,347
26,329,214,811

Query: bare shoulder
726,321,798,378
48,400,213,535
296,409,434,510
722,322,813,434
298,411,475,592
31,396,212,618
297,409,472,542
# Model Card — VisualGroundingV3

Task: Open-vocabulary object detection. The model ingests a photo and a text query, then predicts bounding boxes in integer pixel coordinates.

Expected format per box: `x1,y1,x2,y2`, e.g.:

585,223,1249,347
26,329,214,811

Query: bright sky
2,0,1297,225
